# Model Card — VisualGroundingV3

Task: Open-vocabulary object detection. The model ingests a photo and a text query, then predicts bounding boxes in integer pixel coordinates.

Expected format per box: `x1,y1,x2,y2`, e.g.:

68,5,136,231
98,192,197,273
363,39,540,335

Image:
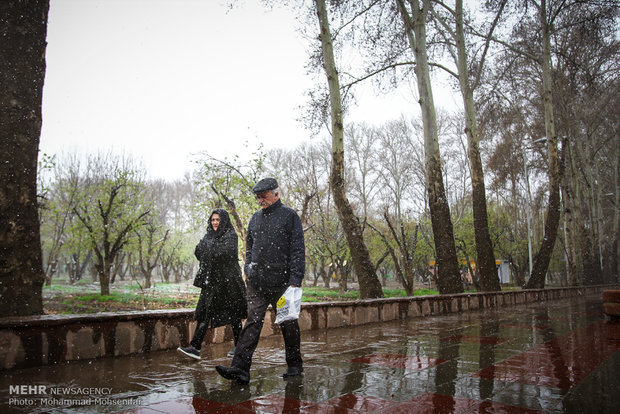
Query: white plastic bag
275,286,302,324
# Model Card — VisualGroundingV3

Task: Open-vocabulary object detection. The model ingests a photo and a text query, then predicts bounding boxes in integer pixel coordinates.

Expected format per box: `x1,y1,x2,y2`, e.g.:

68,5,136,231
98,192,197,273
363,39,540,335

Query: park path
2,292,618,413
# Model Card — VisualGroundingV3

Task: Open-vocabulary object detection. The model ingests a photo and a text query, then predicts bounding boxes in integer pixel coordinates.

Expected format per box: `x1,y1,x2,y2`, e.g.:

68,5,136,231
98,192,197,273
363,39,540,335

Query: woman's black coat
193,209,247,327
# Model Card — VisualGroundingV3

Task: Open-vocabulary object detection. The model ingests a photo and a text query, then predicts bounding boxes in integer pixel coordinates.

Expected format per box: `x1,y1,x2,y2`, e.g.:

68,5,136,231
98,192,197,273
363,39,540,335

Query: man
216,177,305,384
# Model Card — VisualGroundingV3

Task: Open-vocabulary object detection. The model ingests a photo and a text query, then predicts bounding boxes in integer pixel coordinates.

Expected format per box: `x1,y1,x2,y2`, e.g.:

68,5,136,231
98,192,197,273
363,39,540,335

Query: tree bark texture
315,0,383,299
524,1,562,289
560,177,579,286
570,160,597,285
565,124,611,285
454,0,500,292
397,0,462,294
615,146,620,282
0,0,49,316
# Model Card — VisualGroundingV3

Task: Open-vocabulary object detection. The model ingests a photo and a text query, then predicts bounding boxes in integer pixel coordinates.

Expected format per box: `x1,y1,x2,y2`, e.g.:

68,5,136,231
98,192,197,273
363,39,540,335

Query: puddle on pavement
1,295,619,413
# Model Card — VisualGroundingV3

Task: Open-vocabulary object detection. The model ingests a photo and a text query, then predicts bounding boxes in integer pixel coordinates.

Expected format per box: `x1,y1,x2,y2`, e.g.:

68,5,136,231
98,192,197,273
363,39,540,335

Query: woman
178,208,247,359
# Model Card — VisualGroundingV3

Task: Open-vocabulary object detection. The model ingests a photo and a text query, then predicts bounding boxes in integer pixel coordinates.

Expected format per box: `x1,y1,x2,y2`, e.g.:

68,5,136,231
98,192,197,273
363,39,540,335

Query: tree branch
340,61,416,91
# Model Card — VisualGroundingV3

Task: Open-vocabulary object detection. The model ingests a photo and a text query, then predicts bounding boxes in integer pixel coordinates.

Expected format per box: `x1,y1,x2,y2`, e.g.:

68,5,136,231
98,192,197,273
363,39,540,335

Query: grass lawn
42,276,440,314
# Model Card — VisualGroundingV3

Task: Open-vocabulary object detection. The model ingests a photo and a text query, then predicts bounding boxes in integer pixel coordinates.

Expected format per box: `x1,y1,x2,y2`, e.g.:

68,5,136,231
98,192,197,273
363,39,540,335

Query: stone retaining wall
0,285,614,370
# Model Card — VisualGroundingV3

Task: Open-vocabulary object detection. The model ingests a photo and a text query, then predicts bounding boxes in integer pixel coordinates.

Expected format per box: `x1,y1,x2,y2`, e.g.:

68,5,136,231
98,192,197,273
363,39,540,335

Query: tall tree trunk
563,143,579,285
454,0,500,292
568,138,591,285
94,252,112,296
586,160,604,283
524,1,562,289
0,0,49,316
615,146,620,282
578,210,600,286
397,0,462,294
315,0,383,298
320,257,330,288
143,271,152,289
561,173,578,286
100,266,111,296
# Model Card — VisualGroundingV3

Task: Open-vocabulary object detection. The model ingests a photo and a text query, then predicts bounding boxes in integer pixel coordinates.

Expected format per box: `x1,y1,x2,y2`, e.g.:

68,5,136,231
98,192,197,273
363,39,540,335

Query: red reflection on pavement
473,320,620,389
304,393,399,413
442,335,508,345
351,353,447,371
236,394,313,413
387,393,544,414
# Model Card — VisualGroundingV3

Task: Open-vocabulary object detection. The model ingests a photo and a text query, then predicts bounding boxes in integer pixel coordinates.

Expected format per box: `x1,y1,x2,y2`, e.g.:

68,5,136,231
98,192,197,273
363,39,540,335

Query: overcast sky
40,0,452,181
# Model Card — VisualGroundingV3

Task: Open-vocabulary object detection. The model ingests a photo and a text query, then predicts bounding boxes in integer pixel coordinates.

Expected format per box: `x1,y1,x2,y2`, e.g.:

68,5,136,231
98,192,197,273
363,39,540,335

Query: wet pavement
2,292,619,413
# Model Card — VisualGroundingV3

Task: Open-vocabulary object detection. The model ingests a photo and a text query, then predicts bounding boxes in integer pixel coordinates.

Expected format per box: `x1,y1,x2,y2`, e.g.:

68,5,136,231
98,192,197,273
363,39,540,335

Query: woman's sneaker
177,346,200,360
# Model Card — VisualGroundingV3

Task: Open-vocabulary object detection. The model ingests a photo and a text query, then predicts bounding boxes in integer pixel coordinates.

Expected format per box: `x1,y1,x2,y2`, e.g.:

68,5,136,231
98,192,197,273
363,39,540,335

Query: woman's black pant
191,319,243,350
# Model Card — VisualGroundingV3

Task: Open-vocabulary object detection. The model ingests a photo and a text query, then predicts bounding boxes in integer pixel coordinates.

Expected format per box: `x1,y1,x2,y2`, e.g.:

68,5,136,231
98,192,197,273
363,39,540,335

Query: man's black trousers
231,283,302,372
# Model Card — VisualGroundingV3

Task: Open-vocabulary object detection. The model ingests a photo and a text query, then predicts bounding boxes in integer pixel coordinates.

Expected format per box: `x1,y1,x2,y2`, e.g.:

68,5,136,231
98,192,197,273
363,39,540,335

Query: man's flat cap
252,177,278,194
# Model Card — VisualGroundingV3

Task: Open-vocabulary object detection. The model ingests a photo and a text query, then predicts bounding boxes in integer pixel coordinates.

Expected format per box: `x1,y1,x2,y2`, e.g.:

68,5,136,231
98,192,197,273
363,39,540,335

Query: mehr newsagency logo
7,385,142,408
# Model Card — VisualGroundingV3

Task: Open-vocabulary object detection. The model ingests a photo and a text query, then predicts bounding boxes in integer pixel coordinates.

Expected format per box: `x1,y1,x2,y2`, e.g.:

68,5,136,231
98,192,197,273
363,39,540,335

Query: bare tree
264,143,318,227
520,0,563,289
267,139,347,290
344,123,382,223
430,0,507,291
551,2,619,284
314,0,384,298
396,0,463,293
72,154,150,295
369,214,419,295
38,152,88,284
480,0,618,287
193,148,265,261
135,224,169,289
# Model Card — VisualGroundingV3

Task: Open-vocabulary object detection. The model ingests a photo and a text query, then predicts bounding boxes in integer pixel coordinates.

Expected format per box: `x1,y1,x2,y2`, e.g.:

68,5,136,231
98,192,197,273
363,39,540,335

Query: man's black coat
244,199,305,289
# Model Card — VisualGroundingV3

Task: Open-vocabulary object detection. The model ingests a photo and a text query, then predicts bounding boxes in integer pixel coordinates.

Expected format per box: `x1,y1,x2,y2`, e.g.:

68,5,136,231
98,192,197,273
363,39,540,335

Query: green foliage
382,288,407,297
413,288,439,296
43,283,90,293
487,201,529,281
71,294,117,303
301,296,323,303
67,292,192,305
37,152,56,200
191,144,266,236
303,287,360,300
73,162,150,251
301,286,439,301
56,290,197,314
452,202,477,261
68,154,152,292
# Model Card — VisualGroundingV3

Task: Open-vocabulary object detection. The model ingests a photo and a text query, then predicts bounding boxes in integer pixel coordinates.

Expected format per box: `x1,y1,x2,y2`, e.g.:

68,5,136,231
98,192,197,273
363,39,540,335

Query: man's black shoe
282,366,304,378
216,365,250,384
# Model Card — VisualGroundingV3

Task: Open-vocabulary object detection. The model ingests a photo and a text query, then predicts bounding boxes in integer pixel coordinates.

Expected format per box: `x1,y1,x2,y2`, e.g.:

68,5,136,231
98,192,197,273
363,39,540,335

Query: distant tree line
290,0,619,294
37,152,204,295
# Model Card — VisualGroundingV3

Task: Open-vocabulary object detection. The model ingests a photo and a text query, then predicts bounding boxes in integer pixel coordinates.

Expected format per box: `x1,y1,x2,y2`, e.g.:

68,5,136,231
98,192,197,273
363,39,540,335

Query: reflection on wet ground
2,293,619,413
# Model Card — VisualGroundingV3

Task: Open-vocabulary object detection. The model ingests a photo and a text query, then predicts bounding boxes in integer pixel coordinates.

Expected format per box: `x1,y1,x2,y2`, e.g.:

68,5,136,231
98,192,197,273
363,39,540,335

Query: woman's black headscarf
207,208,234,239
